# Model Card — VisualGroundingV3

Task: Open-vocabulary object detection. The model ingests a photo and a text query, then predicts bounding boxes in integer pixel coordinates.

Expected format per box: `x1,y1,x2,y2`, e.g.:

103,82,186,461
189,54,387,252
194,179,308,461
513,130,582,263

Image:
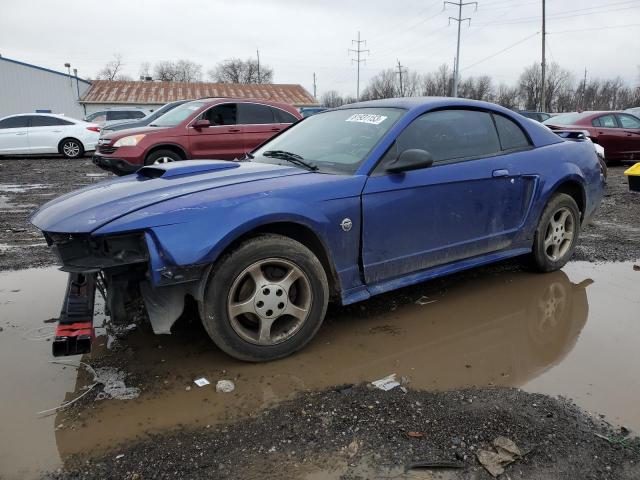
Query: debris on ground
94,367,140,400
215,380,235,393
633,264,640,271
475,436,524,477
405,460,464,471
406,431,424,438
371,373,400,391
194,377,210,387
415,295,437,305
343,440,360,458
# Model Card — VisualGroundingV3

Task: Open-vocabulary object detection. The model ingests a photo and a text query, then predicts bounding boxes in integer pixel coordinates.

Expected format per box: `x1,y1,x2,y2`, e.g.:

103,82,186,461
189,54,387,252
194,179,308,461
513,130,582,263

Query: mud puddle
1,261,639,479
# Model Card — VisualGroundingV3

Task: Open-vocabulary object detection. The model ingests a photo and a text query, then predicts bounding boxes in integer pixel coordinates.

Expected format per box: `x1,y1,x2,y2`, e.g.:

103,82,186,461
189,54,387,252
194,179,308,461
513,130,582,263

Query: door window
202,104,238,126
493,114,530,151
30,116,73,127
272,107,298,124
393,109,501,164
0,116,29,129
107,110,145,121
617,114,640,129
86,112,107,123
238,103,275,124
592,115,616,128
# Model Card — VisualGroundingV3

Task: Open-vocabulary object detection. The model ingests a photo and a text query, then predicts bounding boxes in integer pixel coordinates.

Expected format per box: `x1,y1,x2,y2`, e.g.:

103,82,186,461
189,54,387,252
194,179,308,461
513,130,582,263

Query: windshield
150,101,206,127
543,112,589,126
252,108,404,174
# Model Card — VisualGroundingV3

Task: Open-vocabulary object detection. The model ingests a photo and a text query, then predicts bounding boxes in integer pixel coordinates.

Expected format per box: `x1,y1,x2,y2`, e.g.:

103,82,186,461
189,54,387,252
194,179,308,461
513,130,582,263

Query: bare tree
321,90,345,108
96,54,130,81
208,58,273,84
153,60,202,82
495,84,519,109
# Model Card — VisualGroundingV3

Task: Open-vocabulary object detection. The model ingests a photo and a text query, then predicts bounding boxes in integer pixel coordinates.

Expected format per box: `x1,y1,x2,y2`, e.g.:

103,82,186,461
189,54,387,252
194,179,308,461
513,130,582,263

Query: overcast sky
1,0,639,98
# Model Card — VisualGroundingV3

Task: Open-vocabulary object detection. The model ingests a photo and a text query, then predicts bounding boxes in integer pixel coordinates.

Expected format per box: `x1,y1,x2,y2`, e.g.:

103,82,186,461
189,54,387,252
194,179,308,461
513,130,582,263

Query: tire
144,149,182,165
201,234,329,362
530,193,581,272
60,138,84,159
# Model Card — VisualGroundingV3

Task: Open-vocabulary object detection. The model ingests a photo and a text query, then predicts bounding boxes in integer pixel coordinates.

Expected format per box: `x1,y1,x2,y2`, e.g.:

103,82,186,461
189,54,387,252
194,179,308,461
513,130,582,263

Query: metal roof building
0,56,91,119
81,80,318,113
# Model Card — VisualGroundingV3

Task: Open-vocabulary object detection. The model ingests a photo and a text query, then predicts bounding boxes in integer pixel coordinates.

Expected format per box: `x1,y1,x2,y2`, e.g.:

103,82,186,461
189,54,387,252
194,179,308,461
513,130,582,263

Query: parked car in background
625,107,640,118
84,108,149,128
32,97,604,361
0,113,99,158
299,106,327,117
518,110,552,122
543,111,640,162
100,100,189,136
93,98,302,175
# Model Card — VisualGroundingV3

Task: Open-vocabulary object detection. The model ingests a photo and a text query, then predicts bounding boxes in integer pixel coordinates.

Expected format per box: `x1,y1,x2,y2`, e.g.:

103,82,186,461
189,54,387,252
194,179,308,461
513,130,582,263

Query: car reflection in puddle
51,267,591,461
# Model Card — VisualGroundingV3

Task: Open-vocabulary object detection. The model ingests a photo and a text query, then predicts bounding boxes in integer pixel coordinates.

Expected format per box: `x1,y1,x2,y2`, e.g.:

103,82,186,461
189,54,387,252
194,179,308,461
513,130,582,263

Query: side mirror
192,119,211,129
386,149,434,173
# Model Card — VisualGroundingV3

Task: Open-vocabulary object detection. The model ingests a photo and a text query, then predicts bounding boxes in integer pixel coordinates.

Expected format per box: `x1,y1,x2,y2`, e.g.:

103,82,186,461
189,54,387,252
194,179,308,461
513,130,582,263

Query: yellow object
624,163,640,176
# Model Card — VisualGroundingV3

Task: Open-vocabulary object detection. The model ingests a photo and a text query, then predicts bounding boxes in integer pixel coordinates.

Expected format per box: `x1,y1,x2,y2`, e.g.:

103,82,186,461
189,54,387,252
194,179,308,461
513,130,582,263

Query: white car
0,113,100,158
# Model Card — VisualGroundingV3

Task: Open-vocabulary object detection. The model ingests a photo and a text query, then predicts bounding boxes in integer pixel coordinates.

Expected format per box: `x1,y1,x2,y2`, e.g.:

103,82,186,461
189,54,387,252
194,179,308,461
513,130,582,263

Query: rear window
30,116,73,127
493,114,530,151
108,111,145,121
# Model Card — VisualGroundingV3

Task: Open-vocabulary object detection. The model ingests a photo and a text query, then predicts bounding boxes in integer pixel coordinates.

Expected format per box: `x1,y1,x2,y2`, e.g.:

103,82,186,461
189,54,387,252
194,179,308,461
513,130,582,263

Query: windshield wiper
263,150,318,171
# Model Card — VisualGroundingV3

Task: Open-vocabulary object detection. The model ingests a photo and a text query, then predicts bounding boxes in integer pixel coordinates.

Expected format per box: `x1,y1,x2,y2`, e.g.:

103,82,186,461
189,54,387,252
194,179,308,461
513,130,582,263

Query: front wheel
201,234,329,362
530,193,581,272
145,149,182,165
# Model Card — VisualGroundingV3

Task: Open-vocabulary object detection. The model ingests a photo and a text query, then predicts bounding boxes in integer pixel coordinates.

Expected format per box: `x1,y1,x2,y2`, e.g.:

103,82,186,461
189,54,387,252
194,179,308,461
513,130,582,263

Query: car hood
30,160,306,233
101,125,168,140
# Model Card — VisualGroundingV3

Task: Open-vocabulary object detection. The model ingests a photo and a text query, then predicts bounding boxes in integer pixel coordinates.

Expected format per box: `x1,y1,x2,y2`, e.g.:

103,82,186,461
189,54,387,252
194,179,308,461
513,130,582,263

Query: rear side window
0,116,29,128
592,115,616,128
86,112,107,123
617,114,640,129
203,104,238,125
30,116,73,127
493,114,530,151
272,107,298,124
239,103,275,124
108,111,144,120
396,109,501,163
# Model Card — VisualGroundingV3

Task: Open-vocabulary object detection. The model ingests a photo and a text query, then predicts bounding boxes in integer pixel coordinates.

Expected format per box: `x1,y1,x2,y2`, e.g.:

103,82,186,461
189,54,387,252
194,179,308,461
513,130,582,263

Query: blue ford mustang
31,97,604,361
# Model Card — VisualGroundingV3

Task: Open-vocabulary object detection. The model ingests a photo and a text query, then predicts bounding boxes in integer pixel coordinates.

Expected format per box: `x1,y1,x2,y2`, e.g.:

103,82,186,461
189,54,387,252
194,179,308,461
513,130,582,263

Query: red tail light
86,126,100,133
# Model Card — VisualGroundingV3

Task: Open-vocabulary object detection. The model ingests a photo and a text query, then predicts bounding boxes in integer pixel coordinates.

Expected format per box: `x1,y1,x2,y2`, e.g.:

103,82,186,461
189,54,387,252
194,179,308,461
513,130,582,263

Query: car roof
1,113,74,120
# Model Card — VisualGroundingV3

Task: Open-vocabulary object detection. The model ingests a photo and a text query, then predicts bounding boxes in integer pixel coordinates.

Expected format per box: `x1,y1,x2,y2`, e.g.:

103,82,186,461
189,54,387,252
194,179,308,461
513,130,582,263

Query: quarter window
493,114,530,151
394,109,501,163
592,115,616,128
0,116,29,129
272,108,298,124
239,103,275,124
203,104,238,125
618,114,640,129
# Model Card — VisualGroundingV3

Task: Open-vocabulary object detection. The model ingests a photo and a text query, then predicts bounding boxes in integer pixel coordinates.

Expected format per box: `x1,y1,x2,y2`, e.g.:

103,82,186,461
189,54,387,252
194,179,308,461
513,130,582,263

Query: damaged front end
44,230,205,356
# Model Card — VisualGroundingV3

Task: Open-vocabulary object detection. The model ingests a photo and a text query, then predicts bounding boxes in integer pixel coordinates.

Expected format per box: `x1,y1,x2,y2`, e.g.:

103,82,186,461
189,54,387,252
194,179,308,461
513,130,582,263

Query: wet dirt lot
0,157,639,479
1,261,639,479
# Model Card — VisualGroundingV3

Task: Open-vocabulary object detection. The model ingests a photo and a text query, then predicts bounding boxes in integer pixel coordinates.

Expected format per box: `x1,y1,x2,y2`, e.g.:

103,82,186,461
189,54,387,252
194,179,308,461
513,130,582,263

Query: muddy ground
0,156,639,479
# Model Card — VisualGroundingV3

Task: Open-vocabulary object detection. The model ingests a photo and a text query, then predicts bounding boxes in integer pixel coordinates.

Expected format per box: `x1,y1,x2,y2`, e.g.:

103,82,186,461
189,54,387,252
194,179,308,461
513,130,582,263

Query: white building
0,56,91,119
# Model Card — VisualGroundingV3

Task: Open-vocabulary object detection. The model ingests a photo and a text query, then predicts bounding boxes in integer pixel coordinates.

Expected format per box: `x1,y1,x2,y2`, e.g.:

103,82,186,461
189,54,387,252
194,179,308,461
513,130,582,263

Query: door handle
271,127,281,132
228,128,241,133
15,132,27,136
52,130,63,133
492,169,510,177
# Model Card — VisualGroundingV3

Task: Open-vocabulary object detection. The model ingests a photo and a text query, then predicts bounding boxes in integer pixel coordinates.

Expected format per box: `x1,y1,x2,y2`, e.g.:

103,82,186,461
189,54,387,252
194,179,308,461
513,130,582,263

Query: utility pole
444,1,477,97
540,0,546,111
581,67,587,111
256,49,261,83
348,31,369,100
396,60,408,97
313,72,317,101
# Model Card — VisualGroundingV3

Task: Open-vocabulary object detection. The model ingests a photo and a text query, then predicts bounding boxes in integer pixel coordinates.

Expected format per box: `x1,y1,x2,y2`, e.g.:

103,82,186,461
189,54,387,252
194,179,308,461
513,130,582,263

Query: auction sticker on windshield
345,113,388,125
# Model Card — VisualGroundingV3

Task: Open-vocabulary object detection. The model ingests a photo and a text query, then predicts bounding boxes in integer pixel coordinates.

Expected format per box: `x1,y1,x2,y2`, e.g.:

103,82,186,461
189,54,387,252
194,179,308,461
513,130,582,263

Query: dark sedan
543,111,640,162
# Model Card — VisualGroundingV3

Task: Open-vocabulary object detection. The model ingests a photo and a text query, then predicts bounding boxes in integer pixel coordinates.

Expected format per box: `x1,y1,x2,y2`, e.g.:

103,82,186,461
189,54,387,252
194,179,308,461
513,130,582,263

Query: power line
348,31,370,100
461,30,540,71
444,0,478,97
550,22,640,34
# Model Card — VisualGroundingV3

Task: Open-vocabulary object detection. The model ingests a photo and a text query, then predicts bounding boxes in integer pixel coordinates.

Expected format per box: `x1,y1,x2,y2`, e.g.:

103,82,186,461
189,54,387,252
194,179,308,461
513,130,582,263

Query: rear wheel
201,234,329,362
530,193,580,272
145,149,182,165
60,138,84,159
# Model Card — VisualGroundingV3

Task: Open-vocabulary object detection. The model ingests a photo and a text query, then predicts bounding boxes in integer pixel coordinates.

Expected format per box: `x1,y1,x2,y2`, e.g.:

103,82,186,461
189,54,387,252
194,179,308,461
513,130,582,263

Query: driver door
361,109,535,285
188,103,244,159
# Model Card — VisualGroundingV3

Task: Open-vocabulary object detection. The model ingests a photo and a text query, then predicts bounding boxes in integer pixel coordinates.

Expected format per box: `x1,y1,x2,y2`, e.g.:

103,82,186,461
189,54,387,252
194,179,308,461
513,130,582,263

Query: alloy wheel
153,157,175,164
543,207,575,261
227,258,312,346
63,141,80,157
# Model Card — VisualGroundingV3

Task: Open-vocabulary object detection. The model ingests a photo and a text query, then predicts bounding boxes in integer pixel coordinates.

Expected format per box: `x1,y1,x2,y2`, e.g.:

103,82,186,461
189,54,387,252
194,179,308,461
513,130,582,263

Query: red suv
93,98,301,175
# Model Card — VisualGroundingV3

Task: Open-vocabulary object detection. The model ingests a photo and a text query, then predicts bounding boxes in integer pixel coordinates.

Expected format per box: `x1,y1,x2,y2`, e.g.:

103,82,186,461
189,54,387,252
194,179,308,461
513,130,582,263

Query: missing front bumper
53,272,97,356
